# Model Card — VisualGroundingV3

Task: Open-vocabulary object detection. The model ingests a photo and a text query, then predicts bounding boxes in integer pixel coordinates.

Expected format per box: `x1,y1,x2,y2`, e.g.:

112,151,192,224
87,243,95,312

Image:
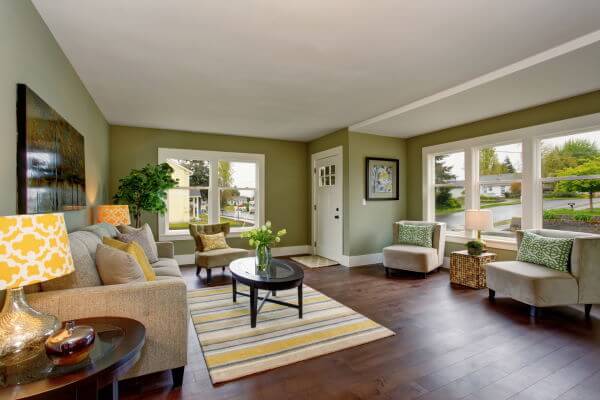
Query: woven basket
450,250,496,289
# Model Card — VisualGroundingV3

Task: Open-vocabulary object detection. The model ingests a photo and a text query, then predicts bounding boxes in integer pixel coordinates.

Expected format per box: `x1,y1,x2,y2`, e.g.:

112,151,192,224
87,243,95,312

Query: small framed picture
365,157,399,200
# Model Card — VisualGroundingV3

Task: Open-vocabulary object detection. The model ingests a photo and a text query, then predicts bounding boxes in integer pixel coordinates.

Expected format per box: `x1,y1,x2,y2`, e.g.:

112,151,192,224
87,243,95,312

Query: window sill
159,227,253,242
445,234,517,251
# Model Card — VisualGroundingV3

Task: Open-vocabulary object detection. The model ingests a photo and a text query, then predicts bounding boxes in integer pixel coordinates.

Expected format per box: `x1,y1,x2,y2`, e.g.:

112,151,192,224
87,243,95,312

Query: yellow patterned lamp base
0,287,60,366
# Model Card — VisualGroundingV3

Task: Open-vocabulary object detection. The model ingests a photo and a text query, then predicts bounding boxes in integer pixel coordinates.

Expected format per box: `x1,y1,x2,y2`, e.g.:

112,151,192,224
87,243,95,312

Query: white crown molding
350,29,600,132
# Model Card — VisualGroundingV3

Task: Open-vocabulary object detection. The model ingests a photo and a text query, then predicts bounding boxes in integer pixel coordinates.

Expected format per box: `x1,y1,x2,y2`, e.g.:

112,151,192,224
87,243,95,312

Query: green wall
348,132,407,255
405,89,600,257
109,125,309,255
0,0,109,229
308,129,407,256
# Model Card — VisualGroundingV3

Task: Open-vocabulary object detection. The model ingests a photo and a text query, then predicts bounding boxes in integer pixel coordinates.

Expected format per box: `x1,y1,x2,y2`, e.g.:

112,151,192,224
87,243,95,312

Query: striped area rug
188,284,394,383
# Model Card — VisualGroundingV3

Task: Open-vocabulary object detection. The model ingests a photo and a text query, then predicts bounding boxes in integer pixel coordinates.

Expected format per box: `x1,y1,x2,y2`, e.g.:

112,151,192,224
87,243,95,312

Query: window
158,148,265,239
423,113,600,248
434,152,465,233
478,143,522,239
541,130,600,234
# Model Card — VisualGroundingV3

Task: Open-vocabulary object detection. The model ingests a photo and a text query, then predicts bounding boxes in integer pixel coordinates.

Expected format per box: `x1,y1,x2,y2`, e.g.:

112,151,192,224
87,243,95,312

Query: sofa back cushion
516,231,573,272
117,224,159,263
76,222,119,240
41,231,102,291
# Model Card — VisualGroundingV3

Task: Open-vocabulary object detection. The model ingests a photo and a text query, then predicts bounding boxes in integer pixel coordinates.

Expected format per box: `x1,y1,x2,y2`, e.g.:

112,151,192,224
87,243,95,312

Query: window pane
480,183,522,239
167,188,208,230
435,186,464,233
543,190,600,233
166,159,209,187
220,188,255,228
219,161,256,188
541,130,600,178
479,143,522,178
435,152,464,184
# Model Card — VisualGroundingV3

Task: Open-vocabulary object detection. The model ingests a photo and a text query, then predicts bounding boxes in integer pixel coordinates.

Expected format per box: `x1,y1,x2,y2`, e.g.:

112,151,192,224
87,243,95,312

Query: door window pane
220,188,255,228
541,130,600,233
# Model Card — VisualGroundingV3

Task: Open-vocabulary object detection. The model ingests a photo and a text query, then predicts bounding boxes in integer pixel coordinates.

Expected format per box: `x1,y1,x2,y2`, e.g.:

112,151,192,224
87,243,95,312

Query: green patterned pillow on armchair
516,231,573,272
398,224,434,248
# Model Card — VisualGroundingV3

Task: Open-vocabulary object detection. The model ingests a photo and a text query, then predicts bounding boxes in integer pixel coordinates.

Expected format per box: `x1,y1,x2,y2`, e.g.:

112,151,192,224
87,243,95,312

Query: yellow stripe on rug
188,284,394,384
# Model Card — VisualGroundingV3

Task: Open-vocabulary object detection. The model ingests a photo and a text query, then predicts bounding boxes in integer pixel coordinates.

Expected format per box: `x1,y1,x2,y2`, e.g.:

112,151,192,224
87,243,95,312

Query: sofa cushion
117,224,159,263
486,260,578,307
517,231,573,272
196,248,248,268
383,244,439,273
398,223,433,248
103,237,157,281
95,244,146,285
41,231,102,291
152,258,183,278
77,223,119,239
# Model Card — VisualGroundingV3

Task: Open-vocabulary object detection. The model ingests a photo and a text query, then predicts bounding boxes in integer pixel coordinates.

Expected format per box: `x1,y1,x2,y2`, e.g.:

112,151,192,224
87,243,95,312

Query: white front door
314,152,342,262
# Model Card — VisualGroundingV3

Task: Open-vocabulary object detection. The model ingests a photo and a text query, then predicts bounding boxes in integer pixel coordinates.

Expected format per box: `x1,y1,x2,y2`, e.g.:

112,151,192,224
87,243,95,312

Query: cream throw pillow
102,237,157,281
200,232,229,251
95,244,146,285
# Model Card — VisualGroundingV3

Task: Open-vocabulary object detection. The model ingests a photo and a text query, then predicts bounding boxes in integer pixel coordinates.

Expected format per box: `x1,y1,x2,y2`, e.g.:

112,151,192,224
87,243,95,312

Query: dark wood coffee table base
232,279,303,328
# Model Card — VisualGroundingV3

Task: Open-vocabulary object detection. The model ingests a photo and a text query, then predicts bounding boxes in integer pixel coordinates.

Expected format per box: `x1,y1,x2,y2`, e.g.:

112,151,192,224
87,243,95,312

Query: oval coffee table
229,257,304,328
0,317,145,400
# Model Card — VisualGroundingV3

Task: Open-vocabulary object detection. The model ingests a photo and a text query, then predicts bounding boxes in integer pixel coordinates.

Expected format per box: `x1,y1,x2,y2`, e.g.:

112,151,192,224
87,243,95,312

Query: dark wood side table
229,257,304,328
0,317,145,400
450,250,497,289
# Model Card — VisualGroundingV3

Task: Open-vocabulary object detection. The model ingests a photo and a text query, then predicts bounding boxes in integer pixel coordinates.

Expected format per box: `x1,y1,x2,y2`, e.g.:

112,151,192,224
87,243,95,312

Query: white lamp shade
465,209,493,231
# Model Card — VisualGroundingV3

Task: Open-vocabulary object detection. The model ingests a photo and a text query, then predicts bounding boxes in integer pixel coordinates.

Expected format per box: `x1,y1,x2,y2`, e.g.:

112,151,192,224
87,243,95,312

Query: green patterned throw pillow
516,231,573,272
398,224,434,248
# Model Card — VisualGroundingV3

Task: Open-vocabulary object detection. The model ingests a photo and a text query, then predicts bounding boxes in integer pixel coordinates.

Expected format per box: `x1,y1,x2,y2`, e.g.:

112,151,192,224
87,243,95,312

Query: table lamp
465,209,493,240
0,213,74,364
96,204,131,226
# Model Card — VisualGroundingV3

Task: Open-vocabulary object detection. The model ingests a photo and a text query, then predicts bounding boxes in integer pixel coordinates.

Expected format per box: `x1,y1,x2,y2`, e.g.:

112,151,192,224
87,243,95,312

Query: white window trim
157,148,265,241
422,112,600,251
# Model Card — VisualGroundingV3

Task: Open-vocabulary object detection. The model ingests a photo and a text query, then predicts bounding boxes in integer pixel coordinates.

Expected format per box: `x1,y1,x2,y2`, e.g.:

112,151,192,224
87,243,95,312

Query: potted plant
466,240,485,256
241,221,287,270
113,163,178,227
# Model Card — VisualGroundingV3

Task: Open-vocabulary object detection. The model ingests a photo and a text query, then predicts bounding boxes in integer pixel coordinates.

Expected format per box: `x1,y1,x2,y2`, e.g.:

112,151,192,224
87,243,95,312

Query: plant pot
255,244,272,271
467,247,483,256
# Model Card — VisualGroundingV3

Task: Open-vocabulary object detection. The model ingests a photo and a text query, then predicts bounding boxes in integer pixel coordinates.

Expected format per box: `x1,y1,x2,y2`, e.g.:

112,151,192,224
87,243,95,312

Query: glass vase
255,244,272,271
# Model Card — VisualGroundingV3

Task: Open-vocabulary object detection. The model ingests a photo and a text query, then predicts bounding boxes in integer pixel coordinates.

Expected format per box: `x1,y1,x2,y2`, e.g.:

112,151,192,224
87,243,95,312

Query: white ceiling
33,0,600,141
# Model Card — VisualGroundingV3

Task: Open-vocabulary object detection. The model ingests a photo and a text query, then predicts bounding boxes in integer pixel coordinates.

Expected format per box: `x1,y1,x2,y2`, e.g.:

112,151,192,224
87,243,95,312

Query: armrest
156,241,175,258
27,279,188,377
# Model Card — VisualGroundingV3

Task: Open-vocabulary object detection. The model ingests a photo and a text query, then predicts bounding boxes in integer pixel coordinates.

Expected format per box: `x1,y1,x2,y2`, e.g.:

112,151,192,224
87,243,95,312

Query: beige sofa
487,229,600,318
383,221,446,278
24,224,188,385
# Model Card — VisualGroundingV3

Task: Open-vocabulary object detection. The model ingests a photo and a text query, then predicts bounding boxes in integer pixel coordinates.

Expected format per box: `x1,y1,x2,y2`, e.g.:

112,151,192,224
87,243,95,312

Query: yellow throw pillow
200,232,229,251
102,237,156,281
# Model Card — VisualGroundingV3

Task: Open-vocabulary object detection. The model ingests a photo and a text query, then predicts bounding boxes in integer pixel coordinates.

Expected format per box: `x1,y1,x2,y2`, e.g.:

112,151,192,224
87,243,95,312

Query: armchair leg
585,304,592,319
529,305,538,318
222,266,226,272
206,268,212,284
196,266,201,276
385,267,390,278
488,289,495,302
171,366,185,388
422,272,427,279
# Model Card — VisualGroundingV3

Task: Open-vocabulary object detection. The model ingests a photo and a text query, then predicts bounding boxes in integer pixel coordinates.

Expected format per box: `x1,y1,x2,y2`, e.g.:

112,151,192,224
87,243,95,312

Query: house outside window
158,148,265,241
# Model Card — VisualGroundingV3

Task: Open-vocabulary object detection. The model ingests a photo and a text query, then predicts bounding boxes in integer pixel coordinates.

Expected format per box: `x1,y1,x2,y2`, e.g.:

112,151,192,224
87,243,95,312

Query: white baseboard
344,252,383,267
175,245,312,265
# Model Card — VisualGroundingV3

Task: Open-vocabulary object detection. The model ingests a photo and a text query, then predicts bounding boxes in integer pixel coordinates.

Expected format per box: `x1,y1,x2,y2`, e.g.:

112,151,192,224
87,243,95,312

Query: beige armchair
487,229,600,318
383,221,446,278
189,223,247,284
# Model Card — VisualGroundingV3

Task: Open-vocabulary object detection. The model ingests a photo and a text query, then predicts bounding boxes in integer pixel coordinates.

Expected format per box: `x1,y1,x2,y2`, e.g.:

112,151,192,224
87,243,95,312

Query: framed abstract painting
365,157,399,200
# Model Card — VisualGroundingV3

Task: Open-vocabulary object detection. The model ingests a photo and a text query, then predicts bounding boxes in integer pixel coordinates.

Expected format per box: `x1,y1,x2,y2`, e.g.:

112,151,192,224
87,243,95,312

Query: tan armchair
189,223,247,284
383,221,446,278
487,229,600,318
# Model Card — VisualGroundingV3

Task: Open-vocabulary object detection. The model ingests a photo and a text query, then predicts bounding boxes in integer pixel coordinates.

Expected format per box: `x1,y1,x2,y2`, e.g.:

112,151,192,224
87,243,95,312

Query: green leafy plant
241,221,287,248
466,240,484,256
113,163,178,227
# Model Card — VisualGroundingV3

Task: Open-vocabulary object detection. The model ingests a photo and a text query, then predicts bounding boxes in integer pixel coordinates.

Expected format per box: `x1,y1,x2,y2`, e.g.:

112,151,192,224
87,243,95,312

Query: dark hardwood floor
121,260,600,400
